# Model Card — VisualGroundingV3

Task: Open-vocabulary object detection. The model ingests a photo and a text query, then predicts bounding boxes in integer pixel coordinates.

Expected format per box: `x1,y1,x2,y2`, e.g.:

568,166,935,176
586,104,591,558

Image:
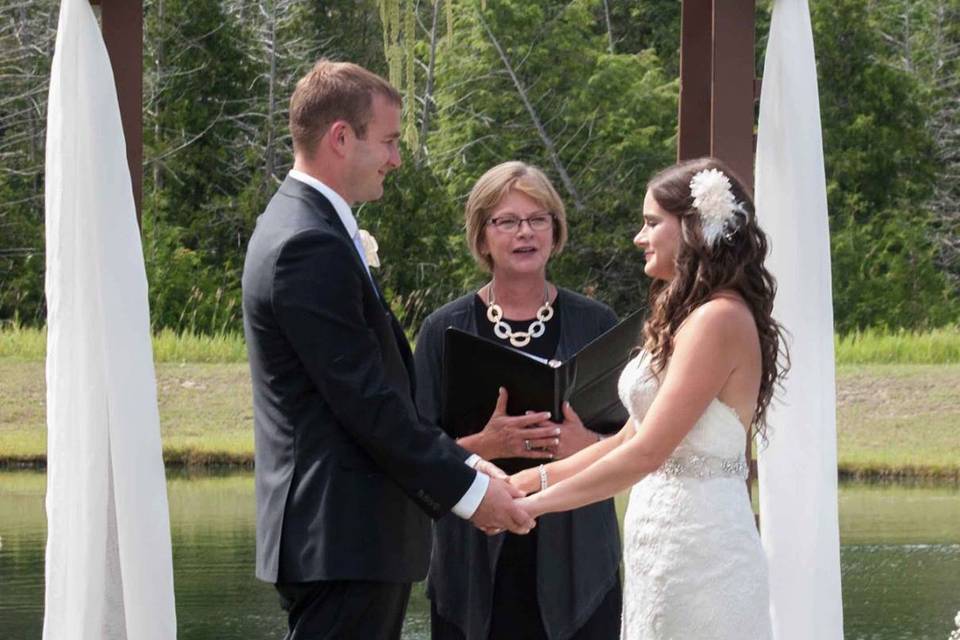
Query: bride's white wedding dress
617,352,772,639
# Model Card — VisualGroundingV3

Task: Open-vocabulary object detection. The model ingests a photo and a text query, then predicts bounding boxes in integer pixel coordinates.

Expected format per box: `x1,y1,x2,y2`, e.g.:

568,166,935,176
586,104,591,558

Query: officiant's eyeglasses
487,213,554,233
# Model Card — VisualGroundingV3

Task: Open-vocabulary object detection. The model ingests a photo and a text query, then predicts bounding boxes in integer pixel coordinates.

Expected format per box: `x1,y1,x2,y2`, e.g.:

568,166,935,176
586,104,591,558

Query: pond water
1,471,958,639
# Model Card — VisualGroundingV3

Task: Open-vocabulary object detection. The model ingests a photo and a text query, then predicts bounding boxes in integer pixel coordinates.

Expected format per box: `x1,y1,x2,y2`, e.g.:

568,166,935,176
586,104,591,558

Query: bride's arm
519,302,746,517
511,411,633,494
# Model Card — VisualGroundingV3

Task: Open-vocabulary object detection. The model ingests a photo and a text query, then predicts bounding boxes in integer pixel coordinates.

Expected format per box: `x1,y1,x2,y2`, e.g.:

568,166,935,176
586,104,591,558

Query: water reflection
1,472,958,639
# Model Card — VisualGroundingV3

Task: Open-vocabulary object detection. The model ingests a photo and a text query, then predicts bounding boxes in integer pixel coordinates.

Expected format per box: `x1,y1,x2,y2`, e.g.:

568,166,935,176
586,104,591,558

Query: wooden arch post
677,0,759,503
678,0,757,187
90,0,143,224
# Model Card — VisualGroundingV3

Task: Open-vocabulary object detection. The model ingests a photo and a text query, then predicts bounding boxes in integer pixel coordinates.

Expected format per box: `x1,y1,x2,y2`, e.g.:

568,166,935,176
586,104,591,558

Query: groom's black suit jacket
242,176,476,584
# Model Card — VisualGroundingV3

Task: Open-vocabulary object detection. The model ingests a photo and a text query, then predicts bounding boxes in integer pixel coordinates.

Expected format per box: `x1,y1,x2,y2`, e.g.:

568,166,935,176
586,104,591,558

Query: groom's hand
470,476,536,535
474,458,512,483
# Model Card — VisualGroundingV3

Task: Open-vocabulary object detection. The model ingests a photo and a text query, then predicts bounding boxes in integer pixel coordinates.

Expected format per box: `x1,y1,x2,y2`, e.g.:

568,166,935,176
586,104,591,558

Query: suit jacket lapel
280,177,387,311
280,176,416,395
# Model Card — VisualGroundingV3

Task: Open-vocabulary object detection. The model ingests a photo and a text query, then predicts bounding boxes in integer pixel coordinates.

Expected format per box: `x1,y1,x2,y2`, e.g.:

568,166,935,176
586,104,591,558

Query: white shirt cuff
464,453,482,469
451,468,489,519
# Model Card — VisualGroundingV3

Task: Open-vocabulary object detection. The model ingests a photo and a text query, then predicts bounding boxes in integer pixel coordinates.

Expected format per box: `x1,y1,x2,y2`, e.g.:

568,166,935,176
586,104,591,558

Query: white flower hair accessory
689,168,747,247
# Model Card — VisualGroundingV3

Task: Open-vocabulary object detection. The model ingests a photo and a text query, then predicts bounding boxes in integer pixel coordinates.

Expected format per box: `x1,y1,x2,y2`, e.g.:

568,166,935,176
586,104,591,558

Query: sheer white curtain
755,1,844,639
44,0,176,638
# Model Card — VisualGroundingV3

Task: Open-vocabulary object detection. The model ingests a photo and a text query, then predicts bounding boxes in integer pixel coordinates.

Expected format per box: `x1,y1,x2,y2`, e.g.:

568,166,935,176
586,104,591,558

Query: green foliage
0,0,57,326
142,213,242,333
810,0,956,331
429,0,676,318
597,0,682,74
142,0,259,335
0,0,955,336
360,154,477,331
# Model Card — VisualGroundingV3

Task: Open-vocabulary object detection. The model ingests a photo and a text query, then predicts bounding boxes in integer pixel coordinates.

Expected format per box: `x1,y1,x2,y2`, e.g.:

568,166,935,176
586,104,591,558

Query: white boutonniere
358,229,380,268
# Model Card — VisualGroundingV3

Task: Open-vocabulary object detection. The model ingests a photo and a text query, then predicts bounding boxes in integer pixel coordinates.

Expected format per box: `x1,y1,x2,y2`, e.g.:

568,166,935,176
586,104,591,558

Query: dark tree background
1,0,956,335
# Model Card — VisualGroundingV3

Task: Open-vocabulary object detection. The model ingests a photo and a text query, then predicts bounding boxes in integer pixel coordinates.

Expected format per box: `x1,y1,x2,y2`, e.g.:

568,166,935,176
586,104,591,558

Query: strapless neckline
617,351,751,465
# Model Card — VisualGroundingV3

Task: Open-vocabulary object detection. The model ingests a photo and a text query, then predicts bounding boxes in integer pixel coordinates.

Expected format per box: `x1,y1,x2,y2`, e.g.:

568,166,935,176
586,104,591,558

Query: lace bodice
616,352,771,639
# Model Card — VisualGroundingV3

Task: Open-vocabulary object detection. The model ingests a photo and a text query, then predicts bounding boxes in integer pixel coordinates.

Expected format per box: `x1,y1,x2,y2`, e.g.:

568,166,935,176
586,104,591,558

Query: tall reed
4,324,958,365
835,326,960,364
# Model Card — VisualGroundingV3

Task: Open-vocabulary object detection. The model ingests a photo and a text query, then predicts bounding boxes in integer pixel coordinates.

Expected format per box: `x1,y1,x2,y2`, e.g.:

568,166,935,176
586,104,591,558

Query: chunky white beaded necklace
484,281,554,348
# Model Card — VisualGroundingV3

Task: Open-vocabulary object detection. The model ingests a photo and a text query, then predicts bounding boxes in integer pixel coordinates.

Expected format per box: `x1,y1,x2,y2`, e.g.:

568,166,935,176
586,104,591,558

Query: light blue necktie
351,232,378,291
351,233,371,273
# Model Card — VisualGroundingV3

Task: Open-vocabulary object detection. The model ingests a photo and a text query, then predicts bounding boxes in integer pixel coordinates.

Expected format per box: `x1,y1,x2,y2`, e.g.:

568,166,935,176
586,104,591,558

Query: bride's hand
514,495,543,521
508,467,541,495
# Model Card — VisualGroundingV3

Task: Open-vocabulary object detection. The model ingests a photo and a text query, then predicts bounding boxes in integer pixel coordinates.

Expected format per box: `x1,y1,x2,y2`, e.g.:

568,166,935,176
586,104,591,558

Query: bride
510,157,787,639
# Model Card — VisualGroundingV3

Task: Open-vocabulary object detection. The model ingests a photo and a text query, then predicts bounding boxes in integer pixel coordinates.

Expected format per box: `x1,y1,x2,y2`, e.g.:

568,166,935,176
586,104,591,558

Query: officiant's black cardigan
414,289,622,640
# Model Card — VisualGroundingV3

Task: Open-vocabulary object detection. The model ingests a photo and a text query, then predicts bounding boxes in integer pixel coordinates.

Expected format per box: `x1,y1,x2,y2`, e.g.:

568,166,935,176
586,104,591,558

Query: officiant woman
413,161,622,640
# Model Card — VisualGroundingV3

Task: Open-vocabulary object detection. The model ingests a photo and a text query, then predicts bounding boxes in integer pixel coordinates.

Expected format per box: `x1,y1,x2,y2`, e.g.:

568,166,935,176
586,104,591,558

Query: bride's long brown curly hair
642,157,788,438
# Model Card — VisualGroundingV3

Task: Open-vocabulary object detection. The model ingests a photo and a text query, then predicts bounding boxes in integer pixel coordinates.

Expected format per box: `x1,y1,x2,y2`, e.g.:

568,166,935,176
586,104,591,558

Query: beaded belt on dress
655,451,749,480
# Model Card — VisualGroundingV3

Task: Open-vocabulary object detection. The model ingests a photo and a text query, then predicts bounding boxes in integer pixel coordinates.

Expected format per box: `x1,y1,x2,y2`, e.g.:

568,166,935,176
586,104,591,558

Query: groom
242,60,534,639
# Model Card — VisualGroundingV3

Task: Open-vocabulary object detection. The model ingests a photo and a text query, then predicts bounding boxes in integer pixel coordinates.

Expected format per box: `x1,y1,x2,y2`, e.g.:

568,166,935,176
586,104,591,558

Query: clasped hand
467,390,594,535
469,459,536,535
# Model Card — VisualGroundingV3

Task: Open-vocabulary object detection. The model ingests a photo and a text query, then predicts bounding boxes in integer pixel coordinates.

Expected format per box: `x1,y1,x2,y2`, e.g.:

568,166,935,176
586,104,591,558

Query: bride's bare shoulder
677,294,757,346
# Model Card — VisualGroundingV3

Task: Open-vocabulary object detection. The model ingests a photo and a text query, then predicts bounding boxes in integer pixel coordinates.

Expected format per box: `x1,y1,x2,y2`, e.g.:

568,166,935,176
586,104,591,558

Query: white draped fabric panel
44,0,177,638
755,1,844,639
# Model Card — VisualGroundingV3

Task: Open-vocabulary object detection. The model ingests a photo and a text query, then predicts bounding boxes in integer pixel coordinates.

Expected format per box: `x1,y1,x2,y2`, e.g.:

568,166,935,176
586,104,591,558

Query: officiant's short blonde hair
290,59,401,156
465,162,568,272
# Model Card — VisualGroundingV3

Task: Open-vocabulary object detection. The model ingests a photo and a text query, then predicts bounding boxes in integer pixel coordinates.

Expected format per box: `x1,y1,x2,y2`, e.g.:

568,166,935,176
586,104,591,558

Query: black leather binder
440,310,645,452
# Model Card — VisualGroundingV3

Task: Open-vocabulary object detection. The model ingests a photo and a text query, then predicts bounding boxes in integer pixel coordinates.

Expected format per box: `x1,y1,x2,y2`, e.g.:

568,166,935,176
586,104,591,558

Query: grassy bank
2,327,959,476
835,364,960,478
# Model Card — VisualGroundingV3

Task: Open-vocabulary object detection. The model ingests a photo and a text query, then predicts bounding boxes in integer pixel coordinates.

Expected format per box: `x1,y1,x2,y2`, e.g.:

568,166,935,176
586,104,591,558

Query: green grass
835,364,960,478
0,360,254,466
2,326,959,475
151,329,248,363
2,356,958,476
0,325,47,362
0,326,247,363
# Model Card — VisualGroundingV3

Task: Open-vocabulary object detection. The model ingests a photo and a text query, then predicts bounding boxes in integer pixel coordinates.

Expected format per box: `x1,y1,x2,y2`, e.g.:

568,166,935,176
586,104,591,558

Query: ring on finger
524,439,531,451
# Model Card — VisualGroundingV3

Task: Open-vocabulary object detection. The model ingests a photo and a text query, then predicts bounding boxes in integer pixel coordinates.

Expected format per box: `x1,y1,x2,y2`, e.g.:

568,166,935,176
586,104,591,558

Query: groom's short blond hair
289,59,401,157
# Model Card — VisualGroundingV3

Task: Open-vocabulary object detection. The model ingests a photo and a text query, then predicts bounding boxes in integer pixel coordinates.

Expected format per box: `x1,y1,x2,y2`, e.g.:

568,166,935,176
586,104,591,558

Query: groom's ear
326,120,351,158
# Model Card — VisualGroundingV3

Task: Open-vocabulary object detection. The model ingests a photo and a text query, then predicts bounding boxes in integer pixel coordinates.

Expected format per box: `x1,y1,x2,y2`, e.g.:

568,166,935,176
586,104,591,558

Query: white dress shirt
287,170,488,519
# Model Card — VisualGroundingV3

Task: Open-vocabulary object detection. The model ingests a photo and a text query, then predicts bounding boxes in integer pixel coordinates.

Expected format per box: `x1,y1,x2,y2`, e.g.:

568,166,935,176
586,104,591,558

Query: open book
440,310,645,467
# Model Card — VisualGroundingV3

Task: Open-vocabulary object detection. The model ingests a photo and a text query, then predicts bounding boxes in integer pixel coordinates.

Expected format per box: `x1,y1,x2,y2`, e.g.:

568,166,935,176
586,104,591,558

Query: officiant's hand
540,402,597,459
459,388,558,460
471,476,536,535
